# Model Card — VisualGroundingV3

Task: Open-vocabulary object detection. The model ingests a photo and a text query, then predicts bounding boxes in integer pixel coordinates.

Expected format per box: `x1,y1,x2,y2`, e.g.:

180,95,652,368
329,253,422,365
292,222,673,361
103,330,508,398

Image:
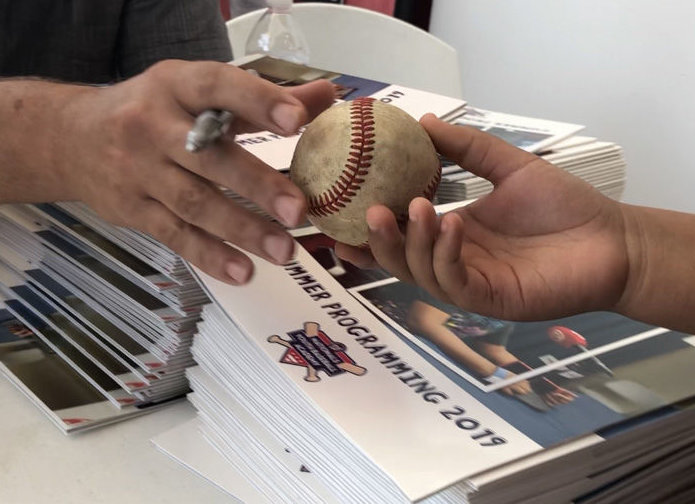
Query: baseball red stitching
307,97,442,219
422,165,442,202
308,97,376,217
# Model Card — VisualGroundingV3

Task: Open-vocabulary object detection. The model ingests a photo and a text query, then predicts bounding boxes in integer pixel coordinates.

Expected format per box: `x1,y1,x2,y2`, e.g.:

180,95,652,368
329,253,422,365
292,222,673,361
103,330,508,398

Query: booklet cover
453,105,584,154
176,225,695,502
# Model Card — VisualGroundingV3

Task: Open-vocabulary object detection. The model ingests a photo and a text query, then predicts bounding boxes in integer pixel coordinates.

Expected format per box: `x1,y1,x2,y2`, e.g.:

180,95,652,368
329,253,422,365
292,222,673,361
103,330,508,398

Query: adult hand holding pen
0,59,335,284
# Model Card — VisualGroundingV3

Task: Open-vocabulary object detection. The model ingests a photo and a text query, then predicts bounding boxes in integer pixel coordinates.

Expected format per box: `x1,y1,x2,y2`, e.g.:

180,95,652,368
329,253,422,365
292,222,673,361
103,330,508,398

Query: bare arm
617,205,695,332
0,62,335,285
407,300,532,395
0,79,89,203
408,300,498,377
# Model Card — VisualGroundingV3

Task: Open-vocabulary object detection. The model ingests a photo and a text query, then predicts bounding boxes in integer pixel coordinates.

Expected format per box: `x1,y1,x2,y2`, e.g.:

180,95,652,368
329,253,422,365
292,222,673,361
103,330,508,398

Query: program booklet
154,219,695,503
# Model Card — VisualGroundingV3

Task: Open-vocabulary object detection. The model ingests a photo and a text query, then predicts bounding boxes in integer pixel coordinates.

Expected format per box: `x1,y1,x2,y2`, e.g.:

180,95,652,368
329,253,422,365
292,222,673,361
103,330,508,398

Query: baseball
289,97,441,246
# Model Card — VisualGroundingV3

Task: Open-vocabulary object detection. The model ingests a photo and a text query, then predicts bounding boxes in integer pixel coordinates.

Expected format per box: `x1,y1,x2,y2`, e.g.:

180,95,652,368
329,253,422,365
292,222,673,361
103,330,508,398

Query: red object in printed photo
547,325,588,348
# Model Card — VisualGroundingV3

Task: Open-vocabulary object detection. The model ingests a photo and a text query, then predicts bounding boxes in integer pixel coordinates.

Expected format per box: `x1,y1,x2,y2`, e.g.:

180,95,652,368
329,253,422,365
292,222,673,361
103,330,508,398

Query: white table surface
0,377,234,504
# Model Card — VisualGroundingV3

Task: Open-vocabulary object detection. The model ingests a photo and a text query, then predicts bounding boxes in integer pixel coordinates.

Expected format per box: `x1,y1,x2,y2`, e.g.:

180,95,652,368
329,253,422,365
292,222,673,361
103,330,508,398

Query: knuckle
247,170,288,201
193,63,227,104
110,99,150,140
223,213,256,243
192,243,229,280
151,217,189,252
172,183,212,222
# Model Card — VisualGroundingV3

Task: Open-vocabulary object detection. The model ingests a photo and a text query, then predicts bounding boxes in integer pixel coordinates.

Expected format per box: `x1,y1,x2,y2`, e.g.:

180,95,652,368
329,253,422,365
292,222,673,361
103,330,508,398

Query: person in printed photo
371,284,575,408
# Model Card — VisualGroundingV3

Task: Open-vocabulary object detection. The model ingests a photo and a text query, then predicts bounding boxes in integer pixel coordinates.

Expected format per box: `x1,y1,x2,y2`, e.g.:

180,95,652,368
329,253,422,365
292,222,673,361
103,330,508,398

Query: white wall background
430,0,695,213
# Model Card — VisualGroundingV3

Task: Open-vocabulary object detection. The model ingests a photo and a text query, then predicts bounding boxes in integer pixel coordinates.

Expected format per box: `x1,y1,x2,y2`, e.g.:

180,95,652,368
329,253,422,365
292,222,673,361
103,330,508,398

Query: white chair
226,3,463,98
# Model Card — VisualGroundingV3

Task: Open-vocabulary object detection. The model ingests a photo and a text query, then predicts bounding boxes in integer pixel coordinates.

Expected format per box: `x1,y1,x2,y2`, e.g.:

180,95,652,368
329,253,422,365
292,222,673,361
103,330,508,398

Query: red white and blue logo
268,322,366,382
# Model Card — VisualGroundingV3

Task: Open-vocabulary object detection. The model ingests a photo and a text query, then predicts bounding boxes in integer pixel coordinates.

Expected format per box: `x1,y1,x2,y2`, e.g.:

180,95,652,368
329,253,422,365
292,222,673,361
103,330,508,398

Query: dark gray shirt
0,0,233,83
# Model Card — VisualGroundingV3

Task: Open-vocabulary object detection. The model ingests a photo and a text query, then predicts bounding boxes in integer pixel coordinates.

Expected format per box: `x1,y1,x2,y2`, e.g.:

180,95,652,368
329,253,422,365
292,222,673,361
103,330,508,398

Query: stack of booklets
153,219,695,503
0,202,207,432
435,106,627,204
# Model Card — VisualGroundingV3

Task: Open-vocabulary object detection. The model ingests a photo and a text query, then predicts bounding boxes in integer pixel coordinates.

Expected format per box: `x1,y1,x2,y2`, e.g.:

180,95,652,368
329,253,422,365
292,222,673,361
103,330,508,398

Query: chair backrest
226,3,463,98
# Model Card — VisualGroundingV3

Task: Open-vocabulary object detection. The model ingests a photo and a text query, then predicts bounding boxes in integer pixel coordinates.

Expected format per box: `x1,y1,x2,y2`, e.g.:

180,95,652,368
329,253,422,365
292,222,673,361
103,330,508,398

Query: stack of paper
0,299,178,432
154,221,695,503
0,203,207,432
435,107,627,204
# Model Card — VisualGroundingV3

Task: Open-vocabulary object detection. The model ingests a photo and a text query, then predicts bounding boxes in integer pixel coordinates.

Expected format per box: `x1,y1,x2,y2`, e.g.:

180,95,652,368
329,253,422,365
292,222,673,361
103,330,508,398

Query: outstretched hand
65,60,335,284
337,114,630,321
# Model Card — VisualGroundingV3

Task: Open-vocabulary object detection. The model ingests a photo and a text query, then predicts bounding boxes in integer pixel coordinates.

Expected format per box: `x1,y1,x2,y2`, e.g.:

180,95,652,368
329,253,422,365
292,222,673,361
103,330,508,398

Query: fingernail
440,217,451,234
274,194,303,227
409,205,418,223
271,102,302,133
366,214,379,232
264,234,294,264
225,262,251,284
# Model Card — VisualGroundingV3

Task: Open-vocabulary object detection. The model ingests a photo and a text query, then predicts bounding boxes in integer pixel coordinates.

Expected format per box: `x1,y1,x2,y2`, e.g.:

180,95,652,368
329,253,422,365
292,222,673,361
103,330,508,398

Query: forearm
617,203,695,333
422,328,497,376
408,300,497,375
0,79,94,203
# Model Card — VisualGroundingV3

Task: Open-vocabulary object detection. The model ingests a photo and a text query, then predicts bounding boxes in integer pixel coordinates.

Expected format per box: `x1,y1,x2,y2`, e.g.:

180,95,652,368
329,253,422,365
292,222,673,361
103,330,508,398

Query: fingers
169,135,307,228
543,388,577,406
145,163,296,268
154,60,309,136
354,201,469,306
342,200,475,312
515,380,532,395
365,205,413,283
82,61,331,286
334,242,378,269
501,379,532,396
286,80,336,122
134,199,254,285
420,113,538,184
404,198,452,302
432,212,470,305
151,70,333,233
230,79,337,134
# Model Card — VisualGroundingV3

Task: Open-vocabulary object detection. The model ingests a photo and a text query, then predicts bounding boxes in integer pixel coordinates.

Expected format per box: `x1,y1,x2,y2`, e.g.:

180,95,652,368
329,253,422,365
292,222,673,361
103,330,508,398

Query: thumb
420,113,538,184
